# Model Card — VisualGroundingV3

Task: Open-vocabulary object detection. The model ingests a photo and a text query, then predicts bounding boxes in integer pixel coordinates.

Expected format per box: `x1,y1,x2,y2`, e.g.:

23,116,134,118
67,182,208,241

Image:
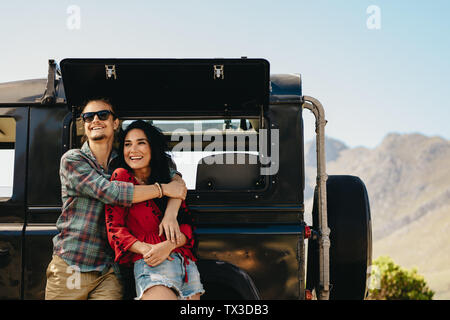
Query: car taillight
304,225,312,239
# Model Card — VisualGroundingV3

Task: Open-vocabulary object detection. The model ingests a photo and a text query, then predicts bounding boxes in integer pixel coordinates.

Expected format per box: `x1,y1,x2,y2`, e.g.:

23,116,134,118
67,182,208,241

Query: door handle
0,248,10,257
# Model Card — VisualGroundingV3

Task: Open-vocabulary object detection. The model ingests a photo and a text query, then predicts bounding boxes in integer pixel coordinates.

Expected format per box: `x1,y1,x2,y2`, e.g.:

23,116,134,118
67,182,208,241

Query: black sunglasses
80,110,116,123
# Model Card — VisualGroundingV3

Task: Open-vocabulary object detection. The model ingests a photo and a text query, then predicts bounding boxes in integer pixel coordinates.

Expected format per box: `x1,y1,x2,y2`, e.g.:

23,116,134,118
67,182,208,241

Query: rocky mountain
304,133,450,299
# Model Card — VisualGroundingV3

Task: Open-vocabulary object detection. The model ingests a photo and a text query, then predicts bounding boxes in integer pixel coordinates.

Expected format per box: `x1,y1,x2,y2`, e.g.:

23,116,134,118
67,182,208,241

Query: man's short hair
79,98,117,119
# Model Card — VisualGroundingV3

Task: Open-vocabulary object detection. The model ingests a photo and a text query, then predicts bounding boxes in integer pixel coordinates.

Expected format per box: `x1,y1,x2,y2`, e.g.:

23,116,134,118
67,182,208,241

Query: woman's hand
161,179,187,200
129,241,154,256
143,241,175,267
159,211,182,245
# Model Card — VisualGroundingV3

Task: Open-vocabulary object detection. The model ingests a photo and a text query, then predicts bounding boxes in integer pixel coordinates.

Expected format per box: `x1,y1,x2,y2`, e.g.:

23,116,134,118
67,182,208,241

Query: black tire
306,175,372,300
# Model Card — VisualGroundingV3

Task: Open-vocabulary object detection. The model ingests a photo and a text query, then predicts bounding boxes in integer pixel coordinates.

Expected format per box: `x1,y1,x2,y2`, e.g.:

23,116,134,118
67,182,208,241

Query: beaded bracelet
154,182,163,198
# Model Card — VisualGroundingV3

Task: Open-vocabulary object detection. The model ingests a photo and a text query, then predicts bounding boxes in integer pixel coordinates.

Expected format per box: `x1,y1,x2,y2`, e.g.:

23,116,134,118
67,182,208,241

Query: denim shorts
134,253,205,300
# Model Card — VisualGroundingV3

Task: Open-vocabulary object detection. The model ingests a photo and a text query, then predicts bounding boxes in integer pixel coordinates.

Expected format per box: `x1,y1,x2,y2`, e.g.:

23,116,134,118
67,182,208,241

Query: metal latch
213,65,224,80
105,65,117,80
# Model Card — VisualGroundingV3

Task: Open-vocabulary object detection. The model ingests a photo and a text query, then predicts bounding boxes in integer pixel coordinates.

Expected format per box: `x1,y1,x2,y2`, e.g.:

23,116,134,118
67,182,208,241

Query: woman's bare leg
186,293,201,300
140,285,178,300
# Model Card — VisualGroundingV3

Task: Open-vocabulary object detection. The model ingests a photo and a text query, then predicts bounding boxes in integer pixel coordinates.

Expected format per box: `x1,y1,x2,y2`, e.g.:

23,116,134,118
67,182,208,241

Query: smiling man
45,99,187,300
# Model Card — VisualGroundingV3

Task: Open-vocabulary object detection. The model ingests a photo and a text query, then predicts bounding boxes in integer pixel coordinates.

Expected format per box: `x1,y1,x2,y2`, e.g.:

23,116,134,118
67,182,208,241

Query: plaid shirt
53,142,134,274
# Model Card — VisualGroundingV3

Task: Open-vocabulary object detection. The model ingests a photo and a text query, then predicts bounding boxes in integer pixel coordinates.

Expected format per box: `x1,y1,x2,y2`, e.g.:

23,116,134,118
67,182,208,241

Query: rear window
73,116,278,192
123,119,263,191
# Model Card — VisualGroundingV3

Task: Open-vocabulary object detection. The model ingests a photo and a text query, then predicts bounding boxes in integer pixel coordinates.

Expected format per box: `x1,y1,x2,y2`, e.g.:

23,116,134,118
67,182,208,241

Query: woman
105,120,204,300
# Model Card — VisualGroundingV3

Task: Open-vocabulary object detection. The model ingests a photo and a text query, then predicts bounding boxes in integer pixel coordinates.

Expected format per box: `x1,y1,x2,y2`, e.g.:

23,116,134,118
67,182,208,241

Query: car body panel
0,106,29,299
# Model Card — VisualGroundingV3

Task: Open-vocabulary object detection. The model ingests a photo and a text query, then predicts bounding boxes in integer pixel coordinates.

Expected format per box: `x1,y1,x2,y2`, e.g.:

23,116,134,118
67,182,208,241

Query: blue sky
0,0,449,148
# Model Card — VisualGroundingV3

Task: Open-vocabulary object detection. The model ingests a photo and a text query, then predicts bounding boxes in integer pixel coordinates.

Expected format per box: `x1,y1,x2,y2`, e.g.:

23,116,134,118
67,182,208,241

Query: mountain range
303,133,450,299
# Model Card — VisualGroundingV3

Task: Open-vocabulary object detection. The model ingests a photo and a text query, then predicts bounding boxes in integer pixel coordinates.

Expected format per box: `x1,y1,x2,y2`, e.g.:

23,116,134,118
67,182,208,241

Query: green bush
367,256,434,300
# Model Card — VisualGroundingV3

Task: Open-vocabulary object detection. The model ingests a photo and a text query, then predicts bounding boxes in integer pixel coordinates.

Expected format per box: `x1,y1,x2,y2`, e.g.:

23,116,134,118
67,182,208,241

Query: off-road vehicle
0,58,372,300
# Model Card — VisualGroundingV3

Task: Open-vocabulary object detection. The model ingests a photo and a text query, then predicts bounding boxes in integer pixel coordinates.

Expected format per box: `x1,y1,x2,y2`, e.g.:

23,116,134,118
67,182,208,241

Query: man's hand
143,241,175,267
159,174,185,244
161,179,187,200
159,211,182,245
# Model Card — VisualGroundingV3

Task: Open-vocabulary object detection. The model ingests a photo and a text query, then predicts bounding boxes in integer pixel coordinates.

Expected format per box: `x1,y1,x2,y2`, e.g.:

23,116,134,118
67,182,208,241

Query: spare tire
306,175,372,300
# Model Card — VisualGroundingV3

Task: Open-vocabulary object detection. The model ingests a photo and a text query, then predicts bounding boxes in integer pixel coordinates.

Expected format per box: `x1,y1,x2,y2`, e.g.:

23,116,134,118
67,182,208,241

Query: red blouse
105,168,196,268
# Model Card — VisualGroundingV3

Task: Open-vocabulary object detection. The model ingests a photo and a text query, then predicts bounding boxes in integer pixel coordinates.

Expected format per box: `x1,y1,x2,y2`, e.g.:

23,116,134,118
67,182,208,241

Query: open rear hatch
60,58,269,117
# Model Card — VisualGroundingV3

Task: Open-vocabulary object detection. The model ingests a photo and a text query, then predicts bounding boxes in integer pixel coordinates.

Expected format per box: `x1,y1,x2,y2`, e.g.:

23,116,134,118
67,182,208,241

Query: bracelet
154,182,163,198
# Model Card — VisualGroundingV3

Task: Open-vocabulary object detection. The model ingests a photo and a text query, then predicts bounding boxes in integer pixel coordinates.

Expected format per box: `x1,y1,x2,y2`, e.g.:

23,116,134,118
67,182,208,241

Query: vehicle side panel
27,105,67,209
0,106,29,299
263,103,304,205
196,227,302,299
23,225,57,299
23,105,67,298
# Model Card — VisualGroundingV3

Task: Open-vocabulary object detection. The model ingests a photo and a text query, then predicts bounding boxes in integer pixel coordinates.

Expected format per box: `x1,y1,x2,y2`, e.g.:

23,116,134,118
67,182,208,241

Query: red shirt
105,168,196,267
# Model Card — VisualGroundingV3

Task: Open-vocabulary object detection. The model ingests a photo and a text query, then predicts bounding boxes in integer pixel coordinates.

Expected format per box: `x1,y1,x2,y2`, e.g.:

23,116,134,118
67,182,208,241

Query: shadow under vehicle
0,58,372,300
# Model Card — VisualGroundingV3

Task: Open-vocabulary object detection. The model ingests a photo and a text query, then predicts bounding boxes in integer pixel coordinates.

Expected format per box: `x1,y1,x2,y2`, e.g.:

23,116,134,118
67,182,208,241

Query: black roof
0,63,301,107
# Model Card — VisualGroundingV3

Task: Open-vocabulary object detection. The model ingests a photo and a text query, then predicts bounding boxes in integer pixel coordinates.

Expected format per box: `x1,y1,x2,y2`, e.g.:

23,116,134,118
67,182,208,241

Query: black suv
0,58,371,300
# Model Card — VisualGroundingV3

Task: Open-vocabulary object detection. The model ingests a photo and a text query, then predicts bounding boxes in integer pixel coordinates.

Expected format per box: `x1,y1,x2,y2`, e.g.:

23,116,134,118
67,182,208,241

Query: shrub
367,256,434,300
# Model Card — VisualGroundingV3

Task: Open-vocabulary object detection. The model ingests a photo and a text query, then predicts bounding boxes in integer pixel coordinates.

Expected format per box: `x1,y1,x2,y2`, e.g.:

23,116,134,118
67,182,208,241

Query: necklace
134,175,147,185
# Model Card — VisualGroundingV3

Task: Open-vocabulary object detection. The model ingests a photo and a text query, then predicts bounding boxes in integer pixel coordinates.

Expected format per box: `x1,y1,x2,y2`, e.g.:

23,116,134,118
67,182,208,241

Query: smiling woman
106,120,205,300
123,129,152,182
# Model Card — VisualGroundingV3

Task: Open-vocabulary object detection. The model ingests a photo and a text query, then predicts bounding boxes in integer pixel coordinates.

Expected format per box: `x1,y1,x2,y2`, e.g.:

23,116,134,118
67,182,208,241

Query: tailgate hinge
213,65,224,80
105,64,117,80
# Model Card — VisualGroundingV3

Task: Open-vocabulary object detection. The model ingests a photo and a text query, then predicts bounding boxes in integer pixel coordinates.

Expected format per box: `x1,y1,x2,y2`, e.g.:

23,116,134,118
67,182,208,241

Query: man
45,99,187,299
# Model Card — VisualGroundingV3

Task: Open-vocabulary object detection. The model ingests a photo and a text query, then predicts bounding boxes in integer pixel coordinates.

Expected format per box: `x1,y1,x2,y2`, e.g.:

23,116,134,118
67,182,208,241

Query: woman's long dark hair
118,120,172,212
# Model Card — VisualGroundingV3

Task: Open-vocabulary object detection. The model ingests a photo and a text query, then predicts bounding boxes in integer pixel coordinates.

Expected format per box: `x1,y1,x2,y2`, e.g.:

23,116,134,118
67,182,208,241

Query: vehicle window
0,117,15,201
123,119,264,191
73,117,272,191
